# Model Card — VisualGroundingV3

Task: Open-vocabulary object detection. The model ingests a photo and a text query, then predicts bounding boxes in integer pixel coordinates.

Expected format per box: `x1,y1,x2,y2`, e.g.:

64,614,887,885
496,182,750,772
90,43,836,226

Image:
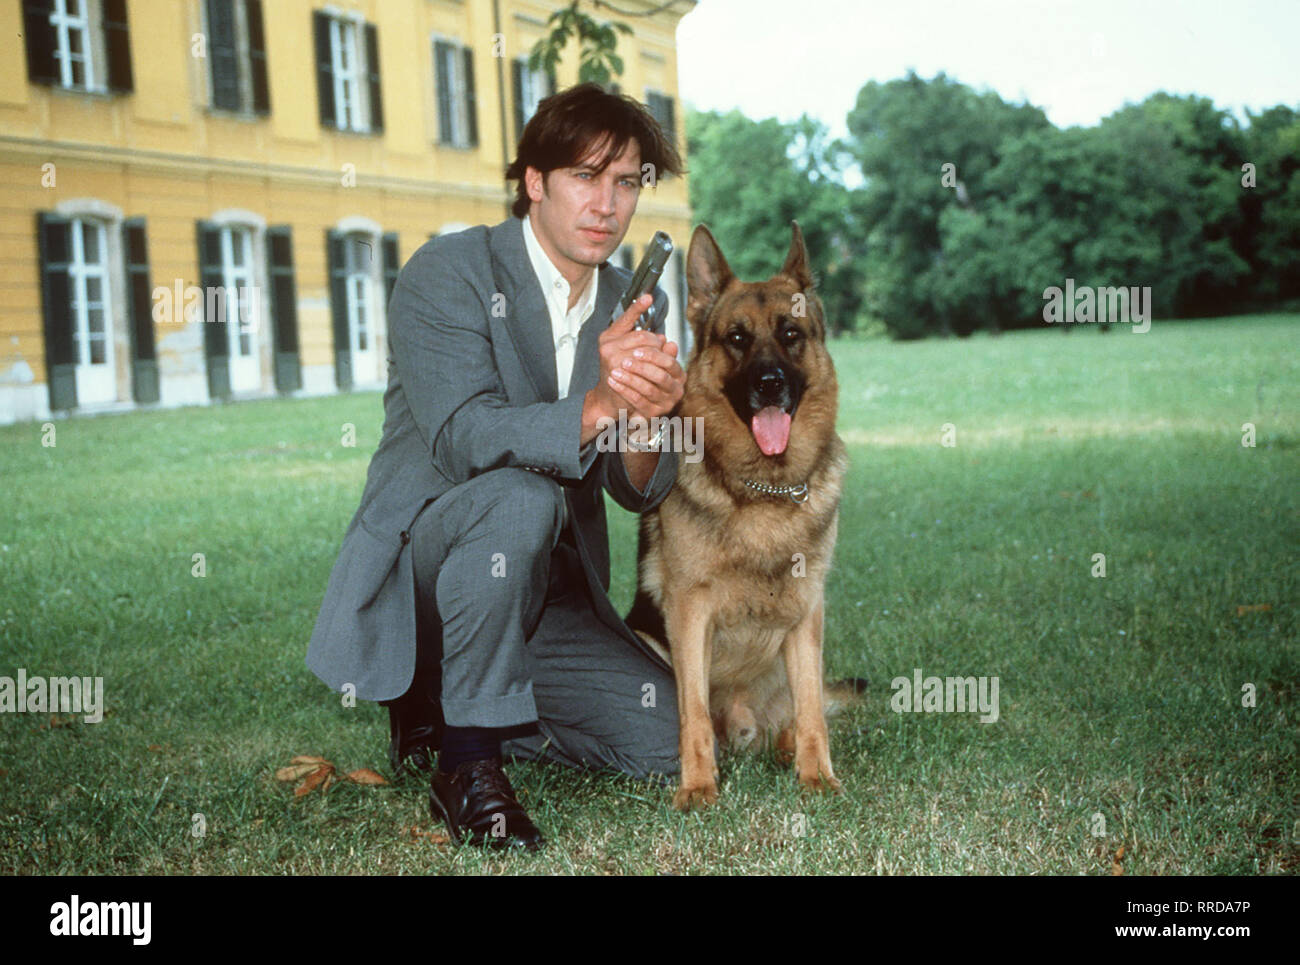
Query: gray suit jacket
306,216,677,701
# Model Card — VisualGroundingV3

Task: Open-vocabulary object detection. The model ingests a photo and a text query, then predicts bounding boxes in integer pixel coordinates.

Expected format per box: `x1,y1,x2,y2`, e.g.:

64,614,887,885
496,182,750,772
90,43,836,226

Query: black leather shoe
429,758,545,851
387,702,443,779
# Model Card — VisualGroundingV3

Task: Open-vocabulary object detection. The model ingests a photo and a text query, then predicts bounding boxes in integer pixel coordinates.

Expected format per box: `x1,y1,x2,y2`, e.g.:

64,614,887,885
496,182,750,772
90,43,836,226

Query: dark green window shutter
462,47,477,147
365,22,383,133
103,0,134,93
512,58,524,143
381,233,400,309
266,225,301,393
206,0,239,110
123,218,159,403
247,0,270,114
326,230,352,391
647,92,675,152
22,0,58,86
36,212,77,411
313,11,335,128
196,221,230,400
434,40,452,144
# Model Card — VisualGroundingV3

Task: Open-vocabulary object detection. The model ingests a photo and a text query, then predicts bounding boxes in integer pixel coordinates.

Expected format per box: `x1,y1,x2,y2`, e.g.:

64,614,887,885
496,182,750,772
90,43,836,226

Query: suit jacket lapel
490,218,558,403
489,216,622,405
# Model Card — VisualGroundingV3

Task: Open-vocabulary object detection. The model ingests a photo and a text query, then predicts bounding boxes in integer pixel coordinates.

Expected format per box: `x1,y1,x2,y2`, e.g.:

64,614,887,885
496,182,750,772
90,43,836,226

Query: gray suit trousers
408,466,680,781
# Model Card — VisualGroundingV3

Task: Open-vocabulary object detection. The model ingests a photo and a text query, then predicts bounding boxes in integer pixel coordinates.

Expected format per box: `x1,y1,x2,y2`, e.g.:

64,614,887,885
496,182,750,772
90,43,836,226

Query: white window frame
517,57,548,127
68,217,112,371
332,216,385,385
434,35,472,148
50,0,104,91
50,199,126,407
343,233,373,356
218,226,257,358
328,12,371,132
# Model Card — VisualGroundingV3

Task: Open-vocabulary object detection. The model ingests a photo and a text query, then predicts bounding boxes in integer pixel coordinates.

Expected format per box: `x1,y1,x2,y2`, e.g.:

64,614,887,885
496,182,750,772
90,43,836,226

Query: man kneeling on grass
306,84,686,851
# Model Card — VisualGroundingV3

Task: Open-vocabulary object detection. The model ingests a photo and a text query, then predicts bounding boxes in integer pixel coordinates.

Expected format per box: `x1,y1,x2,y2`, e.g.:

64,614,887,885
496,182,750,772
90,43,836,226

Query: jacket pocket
343,521,403,610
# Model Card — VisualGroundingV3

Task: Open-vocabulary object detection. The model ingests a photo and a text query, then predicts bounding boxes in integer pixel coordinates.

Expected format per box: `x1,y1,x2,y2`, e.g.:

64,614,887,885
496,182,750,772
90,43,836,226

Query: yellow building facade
0,0,695,424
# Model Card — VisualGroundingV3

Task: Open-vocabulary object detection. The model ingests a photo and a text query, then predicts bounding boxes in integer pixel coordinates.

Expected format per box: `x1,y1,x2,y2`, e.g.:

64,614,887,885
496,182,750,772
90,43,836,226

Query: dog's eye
781,327,803,343
726,328,750,348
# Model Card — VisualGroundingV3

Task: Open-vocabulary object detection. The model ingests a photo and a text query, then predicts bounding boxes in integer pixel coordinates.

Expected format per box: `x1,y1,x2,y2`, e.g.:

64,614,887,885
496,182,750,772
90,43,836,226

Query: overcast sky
676,0,1300,136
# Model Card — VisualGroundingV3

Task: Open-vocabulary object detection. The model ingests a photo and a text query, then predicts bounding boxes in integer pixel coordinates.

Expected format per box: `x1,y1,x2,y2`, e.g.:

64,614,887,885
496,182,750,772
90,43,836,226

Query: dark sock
438,726,502,774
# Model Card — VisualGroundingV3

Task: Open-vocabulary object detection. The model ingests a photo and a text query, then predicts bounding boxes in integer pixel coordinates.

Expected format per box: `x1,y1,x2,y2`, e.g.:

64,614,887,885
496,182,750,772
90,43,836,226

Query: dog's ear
686,224,733,336
779,221,815,291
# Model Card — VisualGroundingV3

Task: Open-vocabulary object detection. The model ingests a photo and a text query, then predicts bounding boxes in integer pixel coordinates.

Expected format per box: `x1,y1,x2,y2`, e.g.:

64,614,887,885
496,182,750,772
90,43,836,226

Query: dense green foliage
687,73,1300,338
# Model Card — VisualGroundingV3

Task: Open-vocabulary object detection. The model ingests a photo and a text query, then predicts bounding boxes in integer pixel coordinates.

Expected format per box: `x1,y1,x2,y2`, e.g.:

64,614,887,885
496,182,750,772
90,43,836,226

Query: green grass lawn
1,313,1296,875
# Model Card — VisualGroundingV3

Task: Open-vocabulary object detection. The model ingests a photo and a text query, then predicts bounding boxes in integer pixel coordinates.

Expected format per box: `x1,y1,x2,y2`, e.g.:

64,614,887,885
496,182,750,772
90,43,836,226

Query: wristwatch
624,422,666,452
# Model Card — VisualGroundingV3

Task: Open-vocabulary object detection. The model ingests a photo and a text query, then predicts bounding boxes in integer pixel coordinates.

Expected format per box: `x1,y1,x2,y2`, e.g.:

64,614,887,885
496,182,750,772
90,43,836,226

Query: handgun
612,231,673,330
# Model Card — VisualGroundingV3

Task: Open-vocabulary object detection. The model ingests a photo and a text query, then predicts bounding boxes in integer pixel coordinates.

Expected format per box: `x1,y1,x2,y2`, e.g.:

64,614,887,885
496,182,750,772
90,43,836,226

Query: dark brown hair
506,82,686,219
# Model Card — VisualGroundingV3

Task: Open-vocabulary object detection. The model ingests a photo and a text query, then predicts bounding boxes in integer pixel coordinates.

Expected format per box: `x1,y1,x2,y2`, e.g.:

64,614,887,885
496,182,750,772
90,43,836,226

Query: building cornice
0,135,692,218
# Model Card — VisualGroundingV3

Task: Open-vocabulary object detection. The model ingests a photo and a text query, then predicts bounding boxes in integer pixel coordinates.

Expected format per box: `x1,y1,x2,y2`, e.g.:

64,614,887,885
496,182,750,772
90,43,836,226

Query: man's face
525,137,642,285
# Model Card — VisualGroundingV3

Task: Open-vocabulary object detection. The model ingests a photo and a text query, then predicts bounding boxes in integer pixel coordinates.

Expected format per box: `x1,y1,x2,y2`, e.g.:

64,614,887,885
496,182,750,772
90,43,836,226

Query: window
332,18,362,130
52,0,94,88
342,235,372,355
314,11,383,133
327,227,397,390
205,0,270,114
68,218,111,370
37,206,158,413
512,57,553,143
434,38,477,148
22,0,134,94
196,219,265,398
221,228,257,360
36,212,118,409
645,89,677,154
217,226,260,392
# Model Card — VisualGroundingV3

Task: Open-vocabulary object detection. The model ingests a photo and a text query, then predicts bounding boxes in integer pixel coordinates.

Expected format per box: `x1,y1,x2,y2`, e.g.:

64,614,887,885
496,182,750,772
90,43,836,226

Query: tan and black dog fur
625,222,860,810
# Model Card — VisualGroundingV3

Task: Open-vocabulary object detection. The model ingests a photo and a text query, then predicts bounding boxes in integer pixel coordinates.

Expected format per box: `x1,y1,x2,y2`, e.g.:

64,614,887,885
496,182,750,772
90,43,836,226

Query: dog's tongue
751,406,791,456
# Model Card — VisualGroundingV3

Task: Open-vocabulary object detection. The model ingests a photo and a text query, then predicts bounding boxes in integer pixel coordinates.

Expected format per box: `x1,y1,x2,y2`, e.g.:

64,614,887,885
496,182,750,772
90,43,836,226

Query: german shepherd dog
625,222,859,810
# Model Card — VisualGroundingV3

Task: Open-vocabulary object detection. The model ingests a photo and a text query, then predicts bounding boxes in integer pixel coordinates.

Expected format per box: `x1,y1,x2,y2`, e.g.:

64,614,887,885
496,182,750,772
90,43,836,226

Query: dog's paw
797,765,842,794
672,781,719,811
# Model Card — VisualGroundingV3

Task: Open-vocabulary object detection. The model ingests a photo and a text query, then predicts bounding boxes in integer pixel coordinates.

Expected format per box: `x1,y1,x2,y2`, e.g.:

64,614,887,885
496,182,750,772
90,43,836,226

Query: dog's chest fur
644,442,844,683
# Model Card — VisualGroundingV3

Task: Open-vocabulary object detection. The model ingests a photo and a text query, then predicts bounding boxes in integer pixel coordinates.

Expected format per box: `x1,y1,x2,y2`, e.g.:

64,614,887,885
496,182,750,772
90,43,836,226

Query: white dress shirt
522,213,599,400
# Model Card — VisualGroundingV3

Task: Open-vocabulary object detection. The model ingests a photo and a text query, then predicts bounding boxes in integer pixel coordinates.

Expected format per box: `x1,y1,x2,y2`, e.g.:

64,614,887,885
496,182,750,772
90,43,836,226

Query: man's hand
580,293,686,446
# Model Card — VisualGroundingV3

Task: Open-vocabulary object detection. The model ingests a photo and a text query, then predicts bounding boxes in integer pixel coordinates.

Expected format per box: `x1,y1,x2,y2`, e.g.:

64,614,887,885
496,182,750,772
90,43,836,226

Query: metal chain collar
742,478,810,503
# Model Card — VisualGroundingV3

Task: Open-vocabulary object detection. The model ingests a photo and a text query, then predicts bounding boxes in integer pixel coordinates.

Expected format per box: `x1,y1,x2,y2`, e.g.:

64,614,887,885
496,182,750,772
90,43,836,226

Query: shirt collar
522,214,598,320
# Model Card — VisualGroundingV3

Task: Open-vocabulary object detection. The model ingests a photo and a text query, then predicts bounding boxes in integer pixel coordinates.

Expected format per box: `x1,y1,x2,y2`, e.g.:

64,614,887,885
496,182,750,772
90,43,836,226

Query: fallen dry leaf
345,768,388,786
276,763,322,782
295,764,333,797
1111,844,1126,876
290,755,332,766
1236,604,1272,616
403,825,450,844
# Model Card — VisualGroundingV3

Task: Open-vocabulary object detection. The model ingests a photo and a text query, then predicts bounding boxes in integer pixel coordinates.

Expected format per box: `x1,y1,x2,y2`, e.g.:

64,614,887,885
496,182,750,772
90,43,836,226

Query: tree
1241,105,1300,304
685,108,864,334
528,2,633,88
844,71,1049,337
